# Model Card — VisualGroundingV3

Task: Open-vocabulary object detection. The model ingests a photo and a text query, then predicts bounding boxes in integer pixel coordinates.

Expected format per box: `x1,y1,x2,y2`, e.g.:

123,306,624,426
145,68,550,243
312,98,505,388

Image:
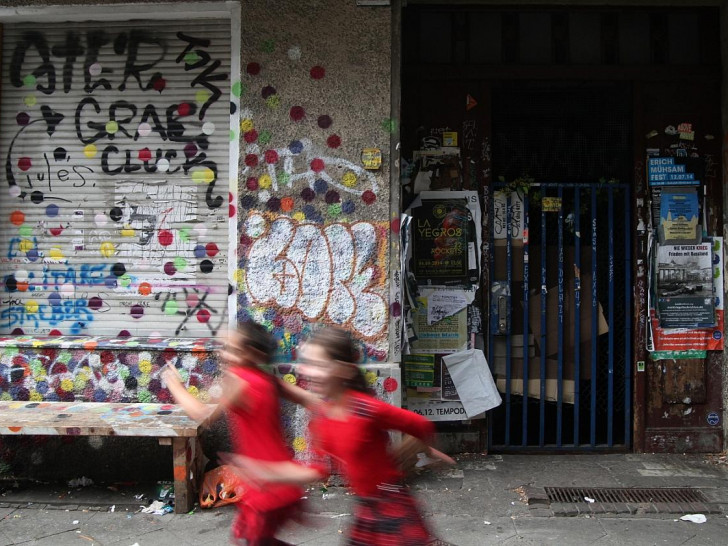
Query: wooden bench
0,401,211,514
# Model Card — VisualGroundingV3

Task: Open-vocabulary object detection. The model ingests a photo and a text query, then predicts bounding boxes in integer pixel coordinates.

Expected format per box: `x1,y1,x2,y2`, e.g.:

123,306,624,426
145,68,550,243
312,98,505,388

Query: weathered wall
721,0,728,450
0,0,396,477
236,1,393,361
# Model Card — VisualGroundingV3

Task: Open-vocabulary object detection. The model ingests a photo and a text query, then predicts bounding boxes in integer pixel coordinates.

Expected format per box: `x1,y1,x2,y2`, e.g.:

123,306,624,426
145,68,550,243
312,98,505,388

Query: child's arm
277,377,321,410
220,452,326,487
161,365,248,423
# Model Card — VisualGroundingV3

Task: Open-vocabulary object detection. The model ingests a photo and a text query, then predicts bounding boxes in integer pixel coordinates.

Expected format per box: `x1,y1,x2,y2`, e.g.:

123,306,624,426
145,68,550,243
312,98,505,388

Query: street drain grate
545,487,708,504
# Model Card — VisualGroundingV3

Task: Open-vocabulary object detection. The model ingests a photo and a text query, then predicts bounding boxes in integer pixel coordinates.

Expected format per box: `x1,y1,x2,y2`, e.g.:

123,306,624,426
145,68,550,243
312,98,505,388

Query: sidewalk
2,453,728,545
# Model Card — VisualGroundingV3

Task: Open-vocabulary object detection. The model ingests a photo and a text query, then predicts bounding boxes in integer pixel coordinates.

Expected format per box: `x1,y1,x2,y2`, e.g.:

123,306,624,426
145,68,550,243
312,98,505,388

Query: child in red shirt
225,327,452,546
162,322,309,546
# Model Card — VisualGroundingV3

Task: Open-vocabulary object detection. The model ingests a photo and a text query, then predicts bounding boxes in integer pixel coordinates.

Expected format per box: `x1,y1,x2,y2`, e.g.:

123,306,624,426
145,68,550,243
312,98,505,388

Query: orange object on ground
199,465,246,508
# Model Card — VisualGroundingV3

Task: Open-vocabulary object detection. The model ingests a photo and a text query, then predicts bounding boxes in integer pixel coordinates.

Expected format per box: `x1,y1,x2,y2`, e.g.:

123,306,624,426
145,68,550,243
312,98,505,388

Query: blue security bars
488,182,631,450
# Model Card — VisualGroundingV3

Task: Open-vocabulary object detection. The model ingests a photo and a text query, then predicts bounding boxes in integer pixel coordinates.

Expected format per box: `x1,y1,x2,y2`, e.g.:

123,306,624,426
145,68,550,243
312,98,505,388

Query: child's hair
308,326,369,393
237,321,277,362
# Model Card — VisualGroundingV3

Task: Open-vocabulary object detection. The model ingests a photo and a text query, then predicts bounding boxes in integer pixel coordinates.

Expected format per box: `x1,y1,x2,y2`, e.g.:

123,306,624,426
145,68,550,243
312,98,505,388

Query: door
487,85,633,450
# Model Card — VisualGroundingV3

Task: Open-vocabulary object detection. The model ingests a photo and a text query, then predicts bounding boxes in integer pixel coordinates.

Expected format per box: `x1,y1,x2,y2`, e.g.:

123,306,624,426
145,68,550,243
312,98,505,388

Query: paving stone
521,485,549,505
526,508,554,517
551,502,579,517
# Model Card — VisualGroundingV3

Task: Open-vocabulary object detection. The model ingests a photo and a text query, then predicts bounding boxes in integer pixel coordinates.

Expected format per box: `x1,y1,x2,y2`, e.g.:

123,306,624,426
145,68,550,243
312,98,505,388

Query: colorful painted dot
23,74,37,87
292,212,306,222
84,145,98,158
265,95,280,109
246,62,261,75
173,256,187,271
267,197,281,212
25,300,39,313
310,65,325,79
19,225,33,237
106,120,119,134
163,299,179,315
158,230,173,246
244,130,258,143
184,143,198,158
342,172,357,187
202,122,215,135
328,203,342,217
17,157,31,171
164,262,176,276
288,46,302,61
137,122,152,137
365,371,378,386
240,118,254,132
325,190,340,204
24,96,37,107
381,118,397,133
194,244,206,258
139,282,152,296
99,242,115,257
152,76,166,93
278,171,290,186
327,134,341,148
257,190,271,204
10,210,24,225
244,154,258,167
178,103,191,116
383,377,398,392
195,90,210,104
205,243,219,257
191,167,215,184
318,115,332,129
261,85,276,99
311,158,325,172
264,150,279,164
362,190,376,204
258,130,272,145
138,148,152,161
179,227,191,242
292,437,307,452
184,51,201,65
246,177,259,191
231,81,244,97
342,200,356,214
197,309,211,323
259,174,272,189
16,112,30,126
290,106,305,121
280,197,294,212
9,186,21,198
230,129,236,141
156,158,170,172
130,304,144,319
301,188,315,202
88,63,102,77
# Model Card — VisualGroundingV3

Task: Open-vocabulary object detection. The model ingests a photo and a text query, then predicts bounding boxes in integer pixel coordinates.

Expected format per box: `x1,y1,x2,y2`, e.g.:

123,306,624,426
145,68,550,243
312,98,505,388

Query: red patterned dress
226,366,304,545
309,389,441,546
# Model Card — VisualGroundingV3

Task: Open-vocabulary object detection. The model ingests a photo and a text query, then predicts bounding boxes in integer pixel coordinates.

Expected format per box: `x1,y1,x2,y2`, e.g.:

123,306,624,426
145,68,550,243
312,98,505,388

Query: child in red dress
162,322,311,546
225,326,453,546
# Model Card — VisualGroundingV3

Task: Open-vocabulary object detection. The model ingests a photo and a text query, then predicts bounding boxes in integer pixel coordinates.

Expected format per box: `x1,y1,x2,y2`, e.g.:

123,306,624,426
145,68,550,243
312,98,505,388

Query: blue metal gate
487,183,631,450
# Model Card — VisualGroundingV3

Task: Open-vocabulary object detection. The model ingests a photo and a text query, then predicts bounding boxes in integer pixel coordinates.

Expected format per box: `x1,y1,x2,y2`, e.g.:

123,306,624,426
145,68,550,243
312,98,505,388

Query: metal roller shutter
0,19,232,338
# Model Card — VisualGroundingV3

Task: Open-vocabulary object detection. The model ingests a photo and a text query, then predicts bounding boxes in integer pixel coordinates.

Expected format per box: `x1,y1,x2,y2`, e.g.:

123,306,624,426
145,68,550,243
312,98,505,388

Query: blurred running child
162,322,307,546
225,326,453,546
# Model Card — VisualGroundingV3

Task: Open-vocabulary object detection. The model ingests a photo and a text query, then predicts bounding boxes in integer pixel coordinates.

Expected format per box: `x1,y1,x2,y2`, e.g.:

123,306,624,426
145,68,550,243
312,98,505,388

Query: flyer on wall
649,237,724,352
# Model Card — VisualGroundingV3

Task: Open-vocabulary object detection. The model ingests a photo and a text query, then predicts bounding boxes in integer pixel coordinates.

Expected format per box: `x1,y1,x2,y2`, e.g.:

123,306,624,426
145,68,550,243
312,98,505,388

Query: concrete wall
0,0,397,478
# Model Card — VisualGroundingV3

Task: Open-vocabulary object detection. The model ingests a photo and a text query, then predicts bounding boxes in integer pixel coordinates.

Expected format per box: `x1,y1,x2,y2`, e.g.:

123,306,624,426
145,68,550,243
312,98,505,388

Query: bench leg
172,437,203,514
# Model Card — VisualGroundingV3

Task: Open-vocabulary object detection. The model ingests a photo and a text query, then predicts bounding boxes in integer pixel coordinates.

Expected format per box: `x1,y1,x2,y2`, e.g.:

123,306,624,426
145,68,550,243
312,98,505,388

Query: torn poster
426,290,471,325
442,349,502,418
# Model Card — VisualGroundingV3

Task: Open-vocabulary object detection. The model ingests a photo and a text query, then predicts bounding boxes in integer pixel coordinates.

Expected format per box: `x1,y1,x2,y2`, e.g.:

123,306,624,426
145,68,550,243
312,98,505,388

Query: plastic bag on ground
199,464,246,508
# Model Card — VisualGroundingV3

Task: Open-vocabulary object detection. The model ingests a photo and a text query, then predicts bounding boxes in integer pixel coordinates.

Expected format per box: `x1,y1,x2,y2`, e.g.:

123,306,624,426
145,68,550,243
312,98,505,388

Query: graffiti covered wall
0,19,233,339
234,1,394,362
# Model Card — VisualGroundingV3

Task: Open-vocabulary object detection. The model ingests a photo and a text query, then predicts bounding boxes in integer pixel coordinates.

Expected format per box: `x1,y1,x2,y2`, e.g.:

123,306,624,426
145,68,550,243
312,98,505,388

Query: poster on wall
658,187,700,245
649,237,724,352
655,242,715,328
412,199,472,284
493,191,524,240
404,354,435,387
410,297,468,354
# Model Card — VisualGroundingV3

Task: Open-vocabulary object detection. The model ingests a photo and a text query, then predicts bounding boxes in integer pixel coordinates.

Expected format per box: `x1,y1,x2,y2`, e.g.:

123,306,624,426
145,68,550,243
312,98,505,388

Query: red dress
226,366,303,543
309,390,438,546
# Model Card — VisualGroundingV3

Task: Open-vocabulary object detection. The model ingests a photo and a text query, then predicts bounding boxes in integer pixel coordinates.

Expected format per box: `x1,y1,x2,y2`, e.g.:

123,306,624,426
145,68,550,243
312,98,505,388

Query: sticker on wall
707,412,720,426
361,148,382,170
541,197,562,212
465,94,478,111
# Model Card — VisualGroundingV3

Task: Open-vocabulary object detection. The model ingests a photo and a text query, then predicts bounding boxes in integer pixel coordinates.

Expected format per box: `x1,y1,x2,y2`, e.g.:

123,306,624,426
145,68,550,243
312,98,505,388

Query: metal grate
545,487,708,504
